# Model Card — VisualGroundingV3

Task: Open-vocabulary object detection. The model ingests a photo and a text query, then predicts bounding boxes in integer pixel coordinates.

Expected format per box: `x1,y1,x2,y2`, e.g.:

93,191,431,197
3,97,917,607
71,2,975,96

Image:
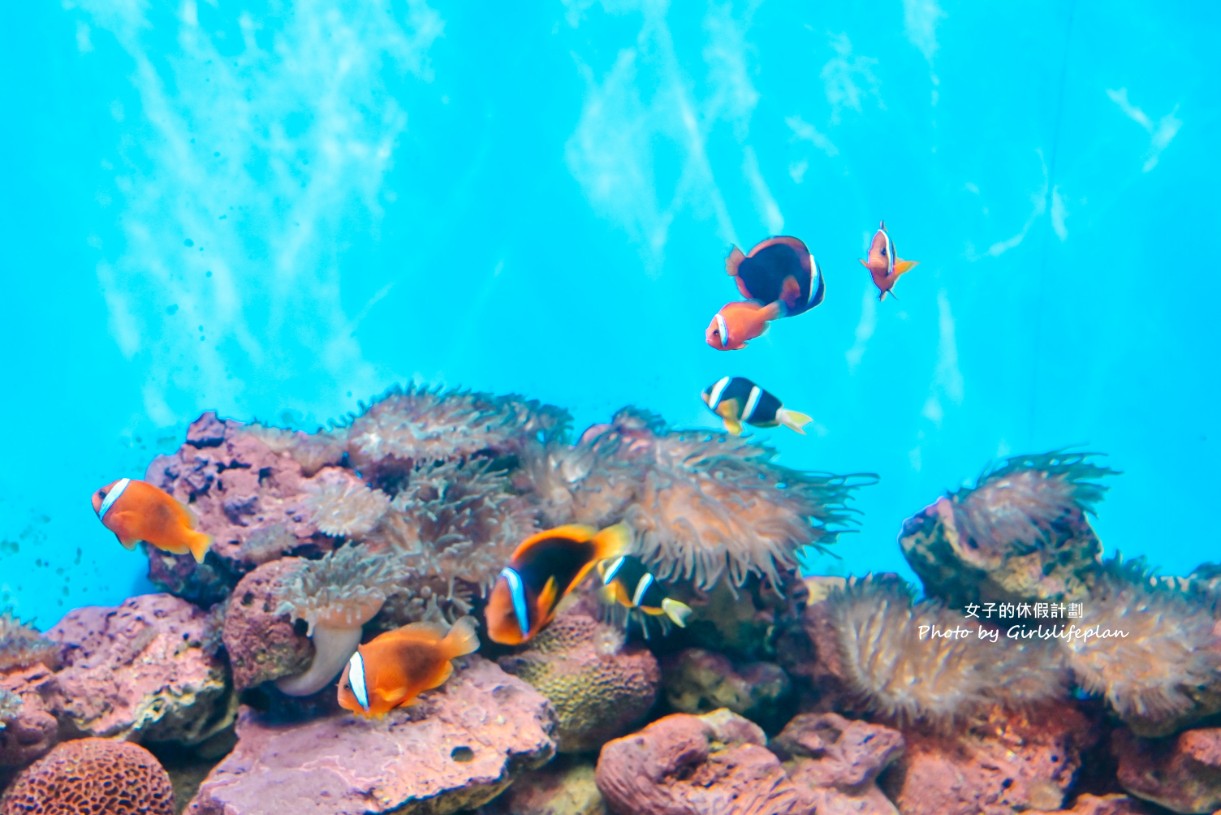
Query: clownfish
701,376,811,436
92,478,212,563
860,220,918,301
705,300,782,351
725,236,825,318
338,616,480,718
486,523,633,645
597,555,693,634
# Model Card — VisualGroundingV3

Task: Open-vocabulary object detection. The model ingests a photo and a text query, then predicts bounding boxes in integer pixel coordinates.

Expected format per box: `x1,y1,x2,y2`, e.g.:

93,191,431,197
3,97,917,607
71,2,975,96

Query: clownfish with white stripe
860,220,918,301
706,300,783,351
337,616,479,718
486,523,633,645
596,555,693,634
701,376,812,436
91,478,212,563
725,236,826,318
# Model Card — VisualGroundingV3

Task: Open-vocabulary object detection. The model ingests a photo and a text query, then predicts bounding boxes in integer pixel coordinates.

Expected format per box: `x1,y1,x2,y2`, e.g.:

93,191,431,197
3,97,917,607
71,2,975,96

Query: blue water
1,1,1217,627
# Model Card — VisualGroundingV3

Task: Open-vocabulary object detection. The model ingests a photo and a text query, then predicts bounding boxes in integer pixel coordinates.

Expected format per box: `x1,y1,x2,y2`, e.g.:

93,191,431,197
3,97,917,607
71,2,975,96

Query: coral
1060,558,1221,735
48,594,234,744
342,384,570,484
901,450,1116,606
0,737,175,815
883,703,1099,815
275,544,409,696
771,713,905,815
479,756,607,815
303,466,391,537
0,689,20,729
1112,726,1221,813
662,648,794,732
594,709,802,815
498,608,660,754
239,422,347,476
824,577,1067,729
221,558,314,691
0,612,57,672
188,659,556,815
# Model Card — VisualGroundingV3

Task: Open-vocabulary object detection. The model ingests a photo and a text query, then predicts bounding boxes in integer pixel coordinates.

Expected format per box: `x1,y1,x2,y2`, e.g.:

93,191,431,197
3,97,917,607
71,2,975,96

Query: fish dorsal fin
511,525,597,562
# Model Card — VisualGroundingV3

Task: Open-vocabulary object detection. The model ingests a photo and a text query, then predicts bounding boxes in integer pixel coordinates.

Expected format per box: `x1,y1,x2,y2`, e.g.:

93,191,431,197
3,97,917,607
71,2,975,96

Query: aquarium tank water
0,2,1218,814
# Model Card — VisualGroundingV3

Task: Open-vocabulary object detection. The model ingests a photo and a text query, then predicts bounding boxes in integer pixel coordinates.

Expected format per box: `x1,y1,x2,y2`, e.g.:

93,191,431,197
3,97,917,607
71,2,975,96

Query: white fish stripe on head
884,230,894,277
348,651,370,710
707,376,731,407
602,556,627,585
500,567,531,640
632,572,655,607
98,478,131,520
715,314,729,348
743,386,763,422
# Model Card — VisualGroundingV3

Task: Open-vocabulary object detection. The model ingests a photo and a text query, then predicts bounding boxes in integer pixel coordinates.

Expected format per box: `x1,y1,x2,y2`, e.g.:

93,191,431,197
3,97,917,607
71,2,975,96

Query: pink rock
222,558,313,691
478,757,606,815
47,593,233,745
772,712,904,814
882,703,1097,815
0,666,61,767
594,709,802,815
1025,793,1161,814
1113,726,1221,813
187,657,556,815
144,413,342,602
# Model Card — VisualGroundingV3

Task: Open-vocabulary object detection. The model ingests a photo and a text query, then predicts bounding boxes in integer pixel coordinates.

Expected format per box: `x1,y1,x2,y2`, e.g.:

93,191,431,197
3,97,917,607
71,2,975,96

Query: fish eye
881,247,888,256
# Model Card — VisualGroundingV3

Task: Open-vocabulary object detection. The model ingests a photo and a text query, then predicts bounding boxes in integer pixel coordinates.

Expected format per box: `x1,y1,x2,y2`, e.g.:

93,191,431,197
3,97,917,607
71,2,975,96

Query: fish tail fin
661,598,693,628
777,409,812,435
187,531,212,564
725,245,746,276
443,616,481,658
894,259,918,275
761,301,782,321
592,523,634,563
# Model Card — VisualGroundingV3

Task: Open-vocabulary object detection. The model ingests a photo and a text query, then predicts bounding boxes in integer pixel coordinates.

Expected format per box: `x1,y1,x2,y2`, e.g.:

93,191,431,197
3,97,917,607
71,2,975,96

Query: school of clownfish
88,222,918,718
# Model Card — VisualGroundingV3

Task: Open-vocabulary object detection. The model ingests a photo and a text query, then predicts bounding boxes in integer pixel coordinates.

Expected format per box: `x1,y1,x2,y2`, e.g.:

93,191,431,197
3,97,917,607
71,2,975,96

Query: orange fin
780,276,801,310
723,417,743,435
725,245,746,277
442,616,480,658
760,301,782,321
434,660,454,687
590,523,634,564
117,535,141,551
187,531,212,564
384,686,411,707
894,259,918,274
537,576,560,617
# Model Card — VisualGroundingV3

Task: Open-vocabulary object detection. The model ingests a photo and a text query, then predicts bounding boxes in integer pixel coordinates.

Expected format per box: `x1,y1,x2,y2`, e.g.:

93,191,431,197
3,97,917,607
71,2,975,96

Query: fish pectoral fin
117,535,141,550
894,259,918,274
537,577,559,616
723,418,743,435
859,258,869,268
383,686,411,706
435,661,454,686
725,245,746,277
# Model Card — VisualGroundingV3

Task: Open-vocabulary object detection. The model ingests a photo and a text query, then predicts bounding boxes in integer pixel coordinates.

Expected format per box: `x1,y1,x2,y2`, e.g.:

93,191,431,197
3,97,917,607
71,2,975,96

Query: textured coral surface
0,737,175,815
187,658,556,815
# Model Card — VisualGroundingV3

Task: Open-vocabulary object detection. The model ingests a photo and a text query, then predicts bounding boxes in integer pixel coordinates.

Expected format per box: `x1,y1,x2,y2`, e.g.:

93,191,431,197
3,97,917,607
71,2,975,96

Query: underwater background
1,0,1217,629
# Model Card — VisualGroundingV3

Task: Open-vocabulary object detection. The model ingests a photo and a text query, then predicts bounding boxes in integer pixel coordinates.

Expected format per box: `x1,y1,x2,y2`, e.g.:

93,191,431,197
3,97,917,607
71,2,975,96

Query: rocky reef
0,389,1215,814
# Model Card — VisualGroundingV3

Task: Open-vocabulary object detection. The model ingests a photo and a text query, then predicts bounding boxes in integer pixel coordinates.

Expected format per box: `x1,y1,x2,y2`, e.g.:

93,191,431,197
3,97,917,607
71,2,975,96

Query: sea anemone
274,544,411,696
303,467,391,538
622,428,869,591
517,433,643,529
0,613,57,672
1060,557,1221,733
368,457,540,594
342,384,570,484
240,423,348,476
900,449,1117,605
825,577,1066,729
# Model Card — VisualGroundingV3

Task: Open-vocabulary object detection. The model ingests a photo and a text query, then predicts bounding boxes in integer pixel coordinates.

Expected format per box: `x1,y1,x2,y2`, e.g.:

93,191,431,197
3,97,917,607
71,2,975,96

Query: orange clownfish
486,523,633,645
860,220,918,301
725,236,825,318
338,616,480,718
92,478,212,563
705,300,782,351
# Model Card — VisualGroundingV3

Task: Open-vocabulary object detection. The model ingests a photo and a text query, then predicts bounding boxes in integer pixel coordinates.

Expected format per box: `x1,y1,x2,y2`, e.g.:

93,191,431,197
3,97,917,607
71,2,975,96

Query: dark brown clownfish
701,376,812,436
486,523,633,645
725,236,826,317
860,220,918,301
596,555,693,635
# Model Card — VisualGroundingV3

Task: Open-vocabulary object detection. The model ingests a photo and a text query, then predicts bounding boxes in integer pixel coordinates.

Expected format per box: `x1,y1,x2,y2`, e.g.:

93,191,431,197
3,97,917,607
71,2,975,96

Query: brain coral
498,608,660,753
342,384,570,484
901,449,1117,606
0,613,57,673
0,737,175,815
1061,557,1221,734
825,577,1067,729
